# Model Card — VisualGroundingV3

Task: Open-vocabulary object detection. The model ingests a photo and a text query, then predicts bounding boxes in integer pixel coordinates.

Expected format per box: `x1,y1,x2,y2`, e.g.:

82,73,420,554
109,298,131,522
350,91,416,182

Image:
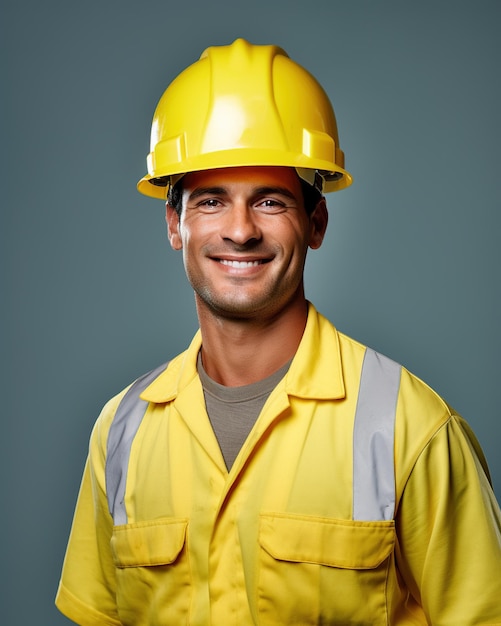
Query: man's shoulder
330,321,453,421
96,351,184,418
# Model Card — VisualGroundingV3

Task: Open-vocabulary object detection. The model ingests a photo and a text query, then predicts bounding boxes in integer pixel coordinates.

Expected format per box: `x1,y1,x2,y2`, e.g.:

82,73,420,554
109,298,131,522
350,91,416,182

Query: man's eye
258,199,284,209
259,198,283,207
199,198,220,208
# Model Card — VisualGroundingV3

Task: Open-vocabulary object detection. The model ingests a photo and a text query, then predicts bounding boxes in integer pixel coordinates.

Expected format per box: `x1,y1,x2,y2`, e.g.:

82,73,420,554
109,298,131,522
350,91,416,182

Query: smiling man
167,166,327,386
56,39,501,625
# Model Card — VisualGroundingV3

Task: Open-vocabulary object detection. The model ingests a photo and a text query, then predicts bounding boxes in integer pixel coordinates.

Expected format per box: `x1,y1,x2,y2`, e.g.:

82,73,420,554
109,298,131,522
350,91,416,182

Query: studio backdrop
3,1,500,624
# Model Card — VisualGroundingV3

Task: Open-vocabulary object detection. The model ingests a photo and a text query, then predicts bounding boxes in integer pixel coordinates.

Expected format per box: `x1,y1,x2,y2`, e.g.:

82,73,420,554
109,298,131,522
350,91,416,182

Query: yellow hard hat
137,39,352,199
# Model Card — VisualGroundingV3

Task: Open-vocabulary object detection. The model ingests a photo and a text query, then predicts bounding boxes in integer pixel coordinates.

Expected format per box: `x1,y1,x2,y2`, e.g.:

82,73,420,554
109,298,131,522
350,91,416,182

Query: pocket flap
259,513,395,569
111,518,188,568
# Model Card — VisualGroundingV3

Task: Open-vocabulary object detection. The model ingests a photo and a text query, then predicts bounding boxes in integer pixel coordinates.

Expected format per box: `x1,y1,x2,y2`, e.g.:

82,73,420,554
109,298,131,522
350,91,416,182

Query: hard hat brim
137,151,352,200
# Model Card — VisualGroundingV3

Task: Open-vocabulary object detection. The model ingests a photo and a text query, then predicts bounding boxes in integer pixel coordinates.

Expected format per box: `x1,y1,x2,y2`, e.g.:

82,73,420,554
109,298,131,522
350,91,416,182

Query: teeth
220,259,262,268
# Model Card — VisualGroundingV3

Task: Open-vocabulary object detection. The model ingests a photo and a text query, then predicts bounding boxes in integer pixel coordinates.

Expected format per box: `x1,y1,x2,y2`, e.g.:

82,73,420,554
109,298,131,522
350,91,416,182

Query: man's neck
197,298,308,387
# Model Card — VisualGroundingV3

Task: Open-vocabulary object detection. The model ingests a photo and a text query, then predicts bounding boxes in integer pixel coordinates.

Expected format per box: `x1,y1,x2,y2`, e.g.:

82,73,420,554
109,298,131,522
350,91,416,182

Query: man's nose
220,202,262,245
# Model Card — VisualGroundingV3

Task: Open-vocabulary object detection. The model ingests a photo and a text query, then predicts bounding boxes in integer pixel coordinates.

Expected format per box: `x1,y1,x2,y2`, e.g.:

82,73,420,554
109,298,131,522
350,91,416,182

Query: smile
218,259,267,268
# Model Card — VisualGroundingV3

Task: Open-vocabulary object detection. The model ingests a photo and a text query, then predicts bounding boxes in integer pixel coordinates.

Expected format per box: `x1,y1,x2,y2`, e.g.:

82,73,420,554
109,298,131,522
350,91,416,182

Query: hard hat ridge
137,38,352,199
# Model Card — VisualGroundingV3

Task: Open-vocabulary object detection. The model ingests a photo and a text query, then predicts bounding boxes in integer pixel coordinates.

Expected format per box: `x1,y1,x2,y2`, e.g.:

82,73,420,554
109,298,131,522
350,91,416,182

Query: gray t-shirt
197,354,291,470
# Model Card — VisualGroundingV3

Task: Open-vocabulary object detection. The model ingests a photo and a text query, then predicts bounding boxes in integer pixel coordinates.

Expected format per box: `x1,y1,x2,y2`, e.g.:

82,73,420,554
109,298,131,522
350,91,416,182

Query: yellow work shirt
56,304,501,625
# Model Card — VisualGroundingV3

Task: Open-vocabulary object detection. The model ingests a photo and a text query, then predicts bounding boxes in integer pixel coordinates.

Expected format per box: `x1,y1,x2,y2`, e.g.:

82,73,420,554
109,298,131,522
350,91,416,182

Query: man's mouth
218,259,267,268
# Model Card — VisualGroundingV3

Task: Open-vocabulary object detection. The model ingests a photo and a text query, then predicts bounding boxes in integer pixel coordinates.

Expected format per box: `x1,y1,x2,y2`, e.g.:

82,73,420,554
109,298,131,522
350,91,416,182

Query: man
56,39,501,625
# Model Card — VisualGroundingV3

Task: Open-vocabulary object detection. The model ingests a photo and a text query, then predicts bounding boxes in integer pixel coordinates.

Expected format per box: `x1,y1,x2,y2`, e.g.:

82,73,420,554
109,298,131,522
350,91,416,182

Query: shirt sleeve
395,415,501,625
55,399,123,626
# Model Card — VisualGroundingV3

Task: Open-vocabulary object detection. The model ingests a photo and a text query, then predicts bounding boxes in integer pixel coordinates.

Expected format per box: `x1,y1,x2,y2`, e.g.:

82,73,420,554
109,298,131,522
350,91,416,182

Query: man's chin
195,291,278,321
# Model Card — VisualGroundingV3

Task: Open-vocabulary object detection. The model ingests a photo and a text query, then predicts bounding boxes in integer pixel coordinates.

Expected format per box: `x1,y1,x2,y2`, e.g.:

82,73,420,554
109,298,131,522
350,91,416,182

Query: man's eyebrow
253,186,298,201
187,186,228,201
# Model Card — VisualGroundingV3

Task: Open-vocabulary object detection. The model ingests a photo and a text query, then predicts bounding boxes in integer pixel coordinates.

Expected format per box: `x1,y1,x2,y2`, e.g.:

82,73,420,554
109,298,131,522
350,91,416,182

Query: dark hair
167,179,184,217
167,173,323,217
299,178,323,216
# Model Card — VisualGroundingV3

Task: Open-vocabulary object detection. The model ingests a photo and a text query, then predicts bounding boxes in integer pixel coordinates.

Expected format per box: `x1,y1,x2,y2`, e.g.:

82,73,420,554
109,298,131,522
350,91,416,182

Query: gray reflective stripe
352,348,401,521
106,362,168,525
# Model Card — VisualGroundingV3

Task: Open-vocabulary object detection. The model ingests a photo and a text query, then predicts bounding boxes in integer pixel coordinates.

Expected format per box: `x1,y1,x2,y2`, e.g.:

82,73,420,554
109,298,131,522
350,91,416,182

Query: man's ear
308,197,328,250
166,203,183,250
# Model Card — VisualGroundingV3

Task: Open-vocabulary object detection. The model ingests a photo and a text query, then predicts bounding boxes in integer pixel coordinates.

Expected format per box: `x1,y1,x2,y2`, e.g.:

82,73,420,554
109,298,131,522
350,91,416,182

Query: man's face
166,166,327,322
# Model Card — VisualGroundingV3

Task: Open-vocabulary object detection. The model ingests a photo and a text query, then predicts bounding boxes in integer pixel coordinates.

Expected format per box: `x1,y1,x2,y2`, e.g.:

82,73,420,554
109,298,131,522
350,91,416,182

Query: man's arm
56,402,122,626
396,415,501,625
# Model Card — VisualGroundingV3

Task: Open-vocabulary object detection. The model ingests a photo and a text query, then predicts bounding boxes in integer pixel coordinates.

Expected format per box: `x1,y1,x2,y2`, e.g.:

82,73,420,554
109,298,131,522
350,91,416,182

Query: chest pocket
111,518,188,568
110,519,191,625
258,513,395,626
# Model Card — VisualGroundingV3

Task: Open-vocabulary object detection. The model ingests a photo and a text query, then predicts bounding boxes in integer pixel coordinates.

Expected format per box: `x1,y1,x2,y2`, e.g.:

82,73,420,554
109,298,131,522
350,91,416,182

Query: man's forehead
182,166,302,192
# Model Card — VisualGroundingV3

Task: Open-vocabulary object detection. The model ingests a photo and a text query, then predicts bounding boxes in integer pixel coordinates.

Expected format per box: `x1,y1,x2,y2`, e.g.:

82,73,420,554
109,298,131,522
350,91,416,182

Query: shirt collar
284,302,345,400
141,303,345,403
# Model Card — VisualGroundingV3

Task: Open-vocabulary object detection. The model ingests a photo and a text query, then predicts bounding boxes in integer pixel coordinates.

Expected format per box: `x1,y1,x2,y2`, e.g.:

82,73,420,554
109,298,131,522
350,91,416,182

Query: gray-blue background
2,1,500,623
